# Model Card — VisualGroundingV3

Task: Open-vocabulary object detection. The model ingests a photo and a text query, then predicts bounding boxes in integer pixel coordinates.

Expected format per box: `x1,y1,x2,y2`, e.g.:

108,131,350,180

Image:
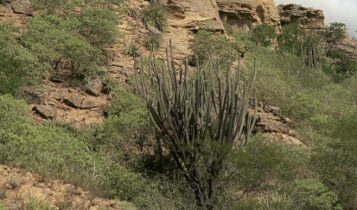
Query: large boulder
11,0,33,16
216,0,281,31
85,77,103,97
278,4,325,30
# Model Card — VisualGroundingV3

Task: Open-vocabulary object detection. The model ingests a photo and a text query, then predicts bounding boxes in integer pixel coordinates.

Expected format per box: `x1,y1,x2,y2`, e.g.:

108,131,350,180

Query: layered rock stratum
217,0,280,31
278,4,325,30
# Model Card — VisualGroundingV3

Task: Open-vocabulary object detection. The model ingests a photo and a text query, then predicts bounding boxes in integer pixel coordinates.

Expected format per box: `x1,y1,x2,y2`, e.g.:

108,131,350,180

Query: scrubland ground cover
0,1,356,209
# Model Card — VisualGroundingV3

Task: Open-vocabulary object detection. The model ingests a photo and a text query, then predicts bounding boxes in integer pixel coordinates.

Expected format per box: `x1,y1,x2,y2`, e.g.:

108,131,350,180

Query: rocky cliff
159,0,225,59
278,4,325,30
217,0,280,31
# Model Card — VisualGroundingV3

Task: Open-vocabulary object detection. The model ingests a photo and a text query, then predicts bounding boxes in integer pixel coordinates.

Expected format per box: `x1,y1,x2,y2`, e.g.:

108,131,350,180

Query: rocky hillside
0,0,356,209
1,0,355,127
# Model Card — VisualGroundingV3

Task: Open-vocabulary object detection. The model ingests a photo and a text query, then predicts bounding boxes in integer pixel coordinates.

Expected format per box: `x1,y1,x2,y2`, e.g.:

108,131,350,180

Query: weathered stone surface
11,0,33,16
81,98,106,109
252,102,303,145
278,4,325,30
85,77,103,96
33,105,57,120
217,0,281,31
0,165,126,209
63,92,106,109
158,0,225,60
336,34,357,60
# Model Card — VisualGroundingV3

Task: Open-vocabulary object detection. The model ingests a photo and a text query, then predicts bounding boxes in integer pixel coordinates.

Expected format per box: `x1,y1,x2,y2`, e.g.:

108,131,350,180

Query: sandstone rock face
337,34,357,60
253,102,304,146
31,85,108,127
216,0,281,31
0,0,30,26
85,77,103,97
278,4,325,30
160,0,225,59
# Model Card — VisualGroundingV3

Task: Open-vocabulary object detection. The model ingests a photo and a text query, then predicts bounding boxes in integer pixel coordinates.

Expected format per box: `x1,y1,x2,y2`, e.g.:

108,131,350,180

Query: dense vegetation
0,1,356,210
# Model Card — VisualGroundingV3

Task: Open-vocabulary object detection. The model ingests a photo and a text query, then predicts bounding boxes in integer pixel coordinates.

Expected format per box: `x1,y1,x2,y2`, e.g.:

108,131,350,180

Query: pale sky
276,0,357,37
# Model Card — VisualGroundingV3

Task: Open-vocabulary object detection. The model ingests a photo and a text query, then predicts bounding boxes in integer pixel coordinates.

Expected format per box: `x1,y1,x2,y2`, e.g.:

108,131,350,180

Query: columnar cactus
137,43,257,209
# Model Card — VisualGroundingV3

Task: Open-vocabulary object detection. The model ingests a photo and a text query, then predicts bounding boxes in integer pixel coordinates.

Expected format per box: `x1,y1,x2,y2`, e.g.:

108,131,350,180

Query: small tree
325,22,346,44
192,30,241,67
138,44,257,209
141,2,167,32
0,23,44,94
251,24,277,47
288,179,343,210
21,14,101,79
77,7,119,48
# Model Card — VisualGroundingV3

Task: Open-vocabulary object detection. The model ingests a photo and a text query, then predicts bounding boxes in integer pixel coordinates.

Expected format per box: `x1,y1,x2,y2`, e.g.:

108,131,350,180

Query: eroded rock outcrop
337,34,357,60
159,0,225,59
278,4,325,30
216,0,281,31
0,165,132,210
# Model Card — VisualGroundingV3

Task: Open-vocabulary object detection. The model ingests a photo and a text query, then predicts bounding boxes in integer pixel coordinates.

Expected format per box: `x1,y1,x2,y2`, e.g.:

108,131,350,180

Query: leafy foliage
278,23,304,54
326,48,357,79
192,30,241,67
325,22,346,44
278,23,324,68
0,23,44,95
88,86,148,160
144,32,162,51
77,7,119,48
21,14,102,78
26,198,56,210
287,179,342,210
229,136,303,195
251,24,277,47
0,95,144,203
141,3,167,32
312,112,357,209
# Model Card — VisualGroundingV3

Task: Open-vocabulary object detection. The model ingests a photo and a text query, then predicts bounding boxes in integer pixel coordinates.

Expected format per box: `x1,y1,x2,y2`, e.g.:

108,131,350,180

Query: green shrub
141,3,167,32
327,48,357,78
30,0,75,11
132,178,196,210
77,8,119,48
192,30,240,67
287,92,323,121
229,136,304,196
26,198,55,210
251,24,277,47
0,202,6,210
312,112,357,209
105,164,146,201
88,86,148,157
0,119,104,189
287,179,342,210
144,32,162,51
0,95,145,200
278,23,304,54
21,14,101,79
0,23,44,94
325,22,346,44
